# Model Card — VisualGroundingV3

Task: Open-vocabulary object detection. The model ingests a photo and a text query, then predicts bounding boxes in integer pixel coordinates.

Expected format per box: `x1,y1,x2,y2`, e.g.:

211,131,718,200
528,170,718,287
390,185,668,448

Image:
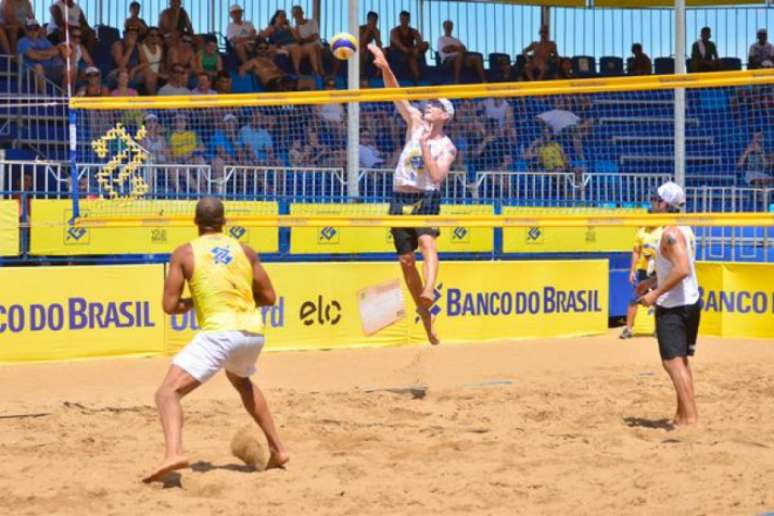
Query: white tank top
141,43,163,73
394,122,455,192
48,0,82,35
655,226,700,308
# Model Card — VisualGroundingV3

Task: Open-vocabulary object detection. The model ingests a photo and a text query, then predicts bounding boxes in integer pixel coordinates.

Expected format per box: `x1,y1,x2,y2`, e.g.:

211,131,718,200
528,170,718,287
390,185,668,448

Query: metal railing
0,159,70,198
359,168,467,200
474,171,578,205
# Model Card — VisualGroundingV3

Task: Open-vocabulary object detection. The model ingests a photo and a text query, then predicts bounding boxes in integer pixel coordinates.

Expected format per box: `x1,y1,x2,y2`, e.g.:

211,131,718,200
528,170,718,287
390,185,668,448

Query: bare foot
266,450,290,470
416,307,440,346
142,455,190,483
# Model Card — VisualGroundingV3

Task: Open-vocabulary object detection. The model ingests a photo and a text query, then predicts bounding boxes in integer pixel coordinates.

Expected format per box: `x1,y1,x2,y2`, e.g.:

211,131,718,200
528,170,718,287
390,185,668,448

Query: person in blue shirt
17,18,65,92
209,113,247,192
239,110,275,164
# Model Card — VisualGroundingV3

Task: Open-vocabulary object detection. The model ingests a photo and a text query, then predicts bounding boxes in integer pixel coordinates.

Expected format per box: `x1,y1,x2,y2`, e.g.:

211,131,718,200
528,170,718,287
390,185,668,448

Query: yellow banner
503,207,647,253
290,203,495,254
0,200,19,256
30,199,279,255
697,262,774,339
0,264,165,362
595,0,764,7
167,259,608,353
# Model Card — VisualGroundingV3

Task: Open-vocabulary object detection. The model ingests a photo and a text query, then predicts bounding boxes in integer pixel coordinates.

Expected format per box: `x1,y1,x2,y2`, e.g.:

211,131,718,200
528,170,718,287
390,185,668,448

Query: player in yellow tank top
620,226,662,339
143,197,289,483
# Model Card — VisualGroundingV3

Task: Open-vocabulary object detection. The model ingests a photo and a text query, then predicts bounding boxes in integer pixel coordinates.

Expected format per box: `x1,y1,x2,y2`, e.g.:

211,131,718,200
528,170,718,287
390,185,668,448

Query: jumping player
368,43,457,346
143,197,288,483
637,182,700,426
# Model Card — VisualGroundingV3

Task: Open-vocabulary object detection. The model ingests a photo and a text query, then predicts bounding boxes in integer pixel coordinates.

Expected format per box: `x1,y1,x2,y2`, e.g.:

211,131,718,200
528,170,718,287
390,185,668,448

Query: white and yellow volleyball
330,32,358,60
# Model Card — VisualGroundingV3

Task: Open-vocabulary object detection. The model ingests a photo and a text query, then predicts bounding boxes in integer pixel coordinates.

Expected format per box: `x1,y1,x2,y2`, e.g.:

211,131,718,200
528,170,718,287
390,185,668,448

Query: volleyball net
65,69,774,231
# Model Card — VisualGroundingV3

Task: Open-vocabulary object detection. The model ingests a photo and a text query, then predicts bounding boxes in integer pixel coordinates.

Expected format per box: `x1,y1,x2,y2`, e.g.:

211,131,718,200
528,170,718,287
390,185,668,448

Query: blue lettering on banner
0,298,157,334
169,297,286,331
446,287,600,318
699,288,773,314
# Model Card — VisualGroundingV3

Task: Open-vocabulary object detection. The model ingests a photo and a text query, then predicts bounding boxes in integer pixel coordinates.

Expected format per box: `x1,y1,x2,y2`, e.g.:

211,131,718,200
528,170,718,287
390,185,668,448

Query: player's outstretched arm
241,244,277,307
368,43,420,125
162,245,194,315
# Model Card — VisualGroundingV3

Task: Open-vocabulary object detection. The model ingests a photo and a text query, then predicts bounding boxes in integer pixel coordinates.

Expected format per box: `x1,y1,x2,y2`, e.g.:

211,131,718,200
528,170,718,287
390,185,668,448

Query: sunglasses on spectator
174,69,186,74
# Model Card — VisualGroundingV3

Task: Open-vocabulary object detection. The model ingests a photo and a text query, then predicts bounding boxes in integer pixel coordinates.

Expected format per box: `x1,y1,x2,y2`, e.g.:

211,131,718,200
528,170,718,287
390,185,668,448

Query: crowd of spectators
7,1,772,96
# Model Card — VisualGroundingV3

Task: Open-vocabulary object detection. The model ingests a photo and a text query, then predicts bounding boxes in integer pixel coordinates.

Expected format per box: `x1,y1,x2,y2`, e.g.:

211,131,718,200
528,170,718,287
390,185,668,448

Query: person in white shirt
358,128,384,168
748,28,774,69
369,43,457,346
226,4,256,64
158,63,192,95
289,5,323,77
48,0,95,50
436,20,485,84
637,182,701,427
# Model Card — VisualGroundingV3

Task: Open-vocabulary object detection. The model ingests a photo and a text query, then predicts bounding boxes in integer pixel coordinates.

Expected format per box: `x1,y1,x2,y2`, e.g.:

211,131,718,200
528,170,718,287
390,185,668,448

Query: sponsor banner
697,262,774,338
167,259,608,352
30,199,279,255
289,203,494,254
0,264,164,362
0,200,19,256
503,207,647,253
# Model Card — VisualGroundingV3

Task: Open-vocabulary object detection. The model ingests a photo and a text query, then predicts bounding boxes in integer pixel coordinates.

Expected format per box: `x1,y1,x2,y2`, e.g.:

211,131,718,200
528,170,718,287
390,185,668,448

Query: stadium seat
571,55,596,77
229,71,255,93
599,56,623,76
488,53,510,70
96,25,120,48
720,57,742,71
593,160,619,174
654,57,674,75
699,89,729,111
514,54,527,78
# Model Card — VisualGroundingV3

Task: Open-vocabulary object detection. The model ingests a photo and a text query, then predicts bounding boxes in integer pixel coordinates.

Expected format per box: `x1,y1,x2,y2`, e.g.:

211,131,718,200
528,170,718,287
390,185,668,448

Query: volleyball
330,32,358,60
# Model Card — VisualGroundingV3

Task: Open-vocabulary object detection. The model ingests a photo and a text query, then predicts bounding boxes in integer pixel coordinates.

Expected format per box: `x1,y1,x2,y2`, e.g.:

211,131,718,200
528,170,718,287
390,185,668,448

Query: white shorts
172,330,265,383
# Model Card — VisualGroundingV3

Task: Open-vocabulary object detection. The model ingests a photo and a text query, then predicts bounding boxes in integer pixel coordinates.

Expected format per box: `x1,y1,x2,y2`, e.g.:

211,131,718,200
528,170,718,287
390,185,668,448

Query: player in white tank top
637,181,700,426
368,43,457,346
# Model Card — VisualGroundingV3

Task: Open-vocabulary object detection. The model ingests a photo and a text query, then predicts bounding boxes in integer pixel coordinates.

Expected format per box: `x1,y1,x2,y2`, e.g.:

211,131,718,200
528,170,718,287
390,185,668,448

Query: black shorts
655,301,701,360
389,191,441,255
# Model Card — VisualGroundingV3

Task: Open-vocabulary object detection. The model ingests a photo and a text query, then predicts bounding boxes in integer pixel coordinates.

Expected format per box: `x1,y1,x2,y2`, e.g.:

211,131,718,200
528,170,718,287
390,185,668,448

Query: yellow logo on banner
91,123,150,201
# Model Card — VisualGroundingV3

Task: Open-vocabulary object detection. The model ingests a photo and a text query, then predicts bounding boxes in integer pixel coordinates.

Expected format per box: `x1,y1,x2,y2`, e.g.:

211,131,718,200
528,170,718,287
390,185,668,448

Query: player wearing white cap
368,43,457,345
637,181,700,426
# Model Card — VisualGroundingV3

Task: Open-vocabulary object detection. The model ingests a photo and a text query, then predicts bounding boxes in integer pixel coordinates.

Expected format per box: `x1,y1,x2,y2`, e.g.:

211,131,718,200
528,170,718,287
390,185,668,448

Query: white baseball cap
229,4,242,12
656,181,686,209
423,98,455,119
224,113,238,122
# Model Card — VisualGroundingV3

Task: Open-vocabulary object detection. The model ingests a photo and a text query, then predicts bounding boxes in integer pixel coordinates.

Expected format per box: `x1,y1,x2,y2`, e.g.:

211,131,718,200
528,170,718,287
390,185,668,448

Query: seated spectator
168,112,205,189
537,97,591,161
359,11,382,77
75,66,109,96
627,43,652,75
748,29,774,69
110,27,141,84
389,10,428,82
523,128,569,173
47,0,95,51
290,5,323,77
437,20,485,84
240,109,275,164
158,63,191,94
522,25,557,81
691,26,719,73
191,71,215,94
289,137,315,167
226,4,256,64
317,76,344,123
482,97,516,141
138,113,168,164
111,68,137,96
17,19,65,93
209,113,246,188
58,26,95,89
0,0,33,55
136,26,164,94
192,37,222,82
214,70,231,94
166,31,194,75
158,0,193,47
555,57,574,79
239,39,315,91
737,131,772,186
489,58,515,83
124,1,148,38
261,9,295,50
359,128,384,169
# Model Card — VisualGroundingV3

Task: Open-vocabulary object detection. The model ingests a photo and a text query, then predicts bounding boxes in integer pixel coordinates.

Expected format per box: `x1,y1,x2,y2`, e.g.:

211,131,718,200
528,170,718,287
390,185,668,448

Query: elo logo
229,226,247,239
300,295,341,326
527,227,542,241
452,227,468,242
320,227,337,241
66,226,88,242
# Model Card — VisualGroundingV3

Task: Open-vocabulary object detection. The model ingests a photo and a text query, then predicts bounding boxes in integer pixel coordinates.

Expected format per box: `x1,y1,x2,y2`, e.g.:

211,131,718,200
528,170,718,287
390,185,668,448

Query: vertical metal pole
346,0,360,199
674,0,686,190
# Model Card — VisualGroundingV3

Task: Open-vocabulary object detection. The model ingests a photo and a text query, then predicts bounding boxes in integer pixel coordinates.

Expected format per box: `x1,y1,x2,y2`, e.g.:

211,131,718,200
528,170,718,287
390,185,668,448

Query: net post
346,0,360,200
68,109,79,220
674,0,686,190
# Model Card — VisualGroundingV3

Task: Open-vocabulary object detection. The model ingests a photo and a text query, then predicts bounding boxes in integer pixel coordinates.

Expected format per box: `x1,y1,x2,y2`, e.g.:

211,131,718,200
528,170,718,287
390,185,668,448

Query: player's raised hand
368,43,388,70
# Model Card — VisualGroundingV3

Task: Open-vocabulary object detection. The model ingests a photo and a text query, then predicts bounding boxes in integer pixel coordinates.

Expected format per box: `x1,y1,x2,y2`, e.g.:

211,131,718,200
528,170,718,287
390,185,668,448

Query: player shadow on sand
190,460,258,474
623,416,675,431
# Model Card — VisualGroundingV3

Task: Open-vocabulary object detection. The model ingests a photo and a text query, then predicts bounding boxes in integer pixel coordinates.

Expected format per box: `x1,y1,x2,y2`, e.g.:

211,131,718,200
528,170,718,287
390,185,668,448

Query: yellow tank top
634,227,663,271
189,233,263,334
